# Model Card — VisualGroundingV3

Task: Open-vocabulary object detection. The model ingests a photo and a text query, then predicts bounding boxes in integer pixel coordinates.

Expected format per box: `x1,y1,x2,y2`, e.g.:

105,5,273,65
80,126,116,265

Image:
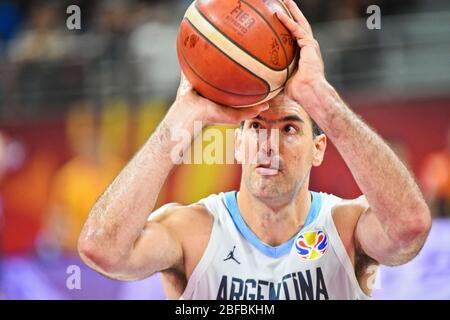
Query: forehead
254,93,311,124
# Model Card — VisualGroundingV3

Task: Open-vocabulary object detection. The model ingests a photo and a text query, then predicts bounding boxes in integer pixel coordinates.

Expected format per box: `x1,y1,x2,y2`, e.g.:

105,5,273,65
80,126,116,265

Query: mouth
255,163,282,176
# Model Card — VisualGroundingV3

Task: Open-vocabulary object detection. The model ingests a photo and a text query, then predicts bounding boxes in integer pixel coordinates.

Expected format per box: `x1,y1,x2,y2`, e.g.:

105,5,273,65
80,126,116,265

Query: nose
258,128,280,158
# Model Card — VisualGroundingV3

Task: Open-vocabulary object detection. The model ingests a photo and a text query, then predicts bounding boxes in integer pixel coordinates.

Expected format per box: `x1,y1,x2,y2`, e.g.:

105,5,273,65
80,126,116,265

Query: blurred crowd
1,0,448,117
0,0,188,118
0,0,449,261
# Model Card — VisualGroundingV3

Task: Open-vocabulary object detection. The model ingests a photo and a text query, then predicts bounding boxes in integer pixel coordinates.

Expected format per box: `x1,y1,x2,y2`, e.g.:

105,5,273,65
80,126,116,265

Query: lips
255,162,281,176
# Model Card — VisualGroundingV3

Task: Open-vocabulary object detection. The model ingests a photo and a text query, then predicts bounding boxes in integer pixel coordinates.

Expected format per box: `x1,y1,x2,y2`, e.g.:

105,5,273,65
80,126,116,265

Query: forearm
296,80,430,239
79,103,202,262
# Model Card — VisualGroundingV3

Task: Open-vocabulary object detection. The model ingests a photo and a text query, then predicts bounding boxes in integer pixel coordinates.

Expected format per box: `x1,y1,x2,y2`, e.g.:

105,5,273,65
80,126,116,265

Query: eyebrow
254,114,305,124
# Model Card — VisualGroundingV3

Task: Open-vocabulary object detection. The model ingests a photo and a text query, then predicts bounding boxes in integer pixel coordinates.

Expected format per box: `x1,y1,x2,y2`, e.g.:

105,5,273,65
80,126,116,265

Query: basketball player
78,0,431,299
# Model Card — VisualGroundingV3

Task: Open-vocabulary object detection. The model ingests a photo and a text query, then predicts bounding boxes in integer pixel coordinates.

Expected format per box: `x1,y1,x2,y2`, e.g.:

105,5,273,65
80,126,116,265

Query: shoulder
148,202,214,236
148,191,226,231
148,201,215,264
326,194,370,263
330,195,369,223
316,193,378,296
149,201,215,284
318,193,368,227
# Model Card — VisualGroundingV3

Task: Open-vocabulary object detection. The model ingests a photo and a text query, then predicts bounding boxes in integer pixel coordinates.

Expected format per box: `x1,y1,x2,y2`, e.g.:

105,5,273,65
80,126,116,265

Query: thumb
206,102,270,125
238,103,270,120
177,72,194,96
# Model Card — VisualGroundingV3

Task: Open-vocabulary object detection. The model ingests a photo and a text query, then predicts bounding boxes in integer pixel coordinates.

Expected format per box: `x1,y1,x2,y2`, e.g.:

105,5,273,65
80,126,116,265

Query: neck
236,182,312,247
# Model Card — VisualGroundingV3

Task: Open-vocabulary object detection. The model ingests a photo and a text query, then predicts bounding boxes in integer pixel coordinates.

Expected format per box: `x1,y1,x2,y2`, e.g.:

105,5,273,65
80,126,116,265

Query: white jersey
177,191,370,300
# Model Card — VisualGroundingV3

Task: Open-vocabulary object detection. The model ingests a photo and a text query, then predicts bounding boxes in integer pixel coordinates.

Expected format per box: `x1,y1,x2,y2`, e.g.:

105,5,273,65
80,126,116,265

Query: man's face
235,93,326,201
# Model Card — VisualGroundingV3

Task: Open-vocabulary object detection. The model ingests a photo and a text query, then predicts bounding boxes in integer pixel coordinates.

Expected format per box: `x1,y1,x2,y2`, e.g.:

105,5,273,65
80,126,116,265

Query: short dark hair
312,119,323,137
240,118,323,137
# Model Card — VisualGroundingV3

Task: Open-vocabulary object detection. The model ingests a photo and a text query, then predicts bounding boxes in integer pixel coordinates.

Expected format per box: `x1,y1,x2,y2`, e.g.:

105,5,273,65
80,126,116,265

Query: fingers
177,71,194,96
180,72,193,88
298,38,324,66
282,0,313,35
228,103,270,123
239,103,270,120
297,38,320,52
210,103,269,125
276,11,311,41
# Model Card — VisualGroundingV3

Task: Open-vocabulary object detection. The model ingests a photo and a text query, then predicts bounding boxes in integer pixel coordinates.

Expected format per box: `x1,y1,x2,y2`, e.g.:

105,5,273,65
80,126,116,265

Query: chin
243,169,295,199
254,189,279,200
250,179,286,200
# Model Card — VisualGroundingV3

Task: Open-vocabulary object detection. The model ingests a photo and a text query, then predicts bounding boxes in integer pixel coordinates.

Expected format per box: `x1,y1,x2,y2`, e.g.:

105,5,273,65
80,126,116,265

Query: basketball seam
184,11,288,94
194,1,288,73
181,18,273,98
239,0,291,84
186,2,289,92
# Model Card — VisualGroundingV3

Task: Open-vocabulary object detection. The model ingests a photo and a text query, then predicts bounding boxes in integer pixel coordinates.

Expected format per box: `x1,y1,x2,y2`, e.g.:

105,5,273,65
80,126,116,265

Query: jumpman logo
224,246,241,264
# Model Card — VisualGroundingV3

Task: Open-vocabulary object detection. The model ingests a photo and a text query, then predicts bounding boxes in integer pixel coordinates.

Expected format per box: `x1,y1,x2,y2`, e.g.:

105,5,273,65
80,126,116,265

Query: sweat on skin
77,0,431,299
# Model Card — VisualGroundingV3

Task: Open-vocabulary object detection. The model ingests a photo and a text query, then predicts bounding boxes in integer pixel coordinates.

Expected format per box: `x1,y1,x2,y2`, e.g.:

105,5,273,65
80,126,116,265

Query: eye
283,124,298,134
250,122,261,130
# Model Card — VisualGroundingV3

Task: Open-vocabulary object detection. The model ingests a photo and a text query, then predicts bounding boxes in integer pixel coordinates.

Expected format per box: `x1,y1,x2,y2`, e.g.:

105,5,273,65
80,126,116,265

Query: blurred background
0,0,449,299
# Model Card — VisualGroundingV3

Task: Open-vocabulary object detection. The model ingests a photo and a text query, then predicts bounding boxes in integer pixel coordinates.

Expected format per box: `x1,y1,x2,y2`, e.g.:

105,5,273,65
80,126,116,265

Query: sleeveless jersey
164,191,370,300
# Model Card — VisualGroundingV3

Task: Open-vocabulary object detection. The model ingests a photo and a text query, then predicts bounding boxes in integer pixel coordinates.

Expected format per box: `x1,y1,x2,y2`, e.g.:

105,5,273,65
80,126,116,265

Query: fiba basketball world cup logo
295,230,328,261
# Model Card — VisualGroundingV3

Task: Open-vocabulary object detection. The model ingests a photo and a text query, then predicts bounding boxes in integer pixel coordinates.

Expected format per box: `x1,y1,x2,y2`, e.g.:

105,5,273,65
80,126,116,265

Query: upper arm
125,217,185,280
355,196,429,266
96,202,213,282
95,204,186,281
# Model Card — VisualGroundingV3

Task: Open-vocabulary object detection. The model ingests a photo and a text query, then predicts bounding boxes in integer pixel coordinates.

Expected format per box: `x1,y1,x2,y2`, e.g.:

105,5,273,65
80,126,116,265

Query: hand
276,0,326,100
174,72,269,127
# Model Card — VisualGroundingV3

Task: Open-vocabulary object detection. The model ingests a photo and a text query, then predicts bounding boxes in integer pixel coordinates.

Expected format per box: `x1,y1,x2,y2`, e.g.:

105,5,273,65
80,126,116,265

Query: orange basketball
177,0,299,107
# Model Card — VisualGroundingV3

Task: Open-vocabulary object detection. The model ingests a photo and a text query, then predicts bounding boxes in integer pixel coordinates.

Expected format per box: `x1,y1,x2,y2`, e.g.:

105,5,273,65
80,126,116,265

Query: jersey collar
224,190,322,258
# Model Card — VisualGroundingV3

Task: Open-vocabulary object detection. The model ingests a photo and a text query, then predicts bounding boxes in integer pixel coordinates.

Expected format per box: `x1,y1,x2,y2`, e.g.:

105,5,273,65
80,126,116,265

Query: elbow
397,202,432,244
383,204,432,266
410,202,432,238
77,239,106,270
78,239,123,275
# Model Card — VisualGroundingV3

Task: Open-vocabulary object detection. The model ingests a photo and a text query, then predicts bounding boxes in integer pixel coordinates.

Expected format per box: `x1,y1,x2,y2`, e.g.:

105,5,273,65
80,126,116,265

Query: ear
312,134,327,167
234,128,243,163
